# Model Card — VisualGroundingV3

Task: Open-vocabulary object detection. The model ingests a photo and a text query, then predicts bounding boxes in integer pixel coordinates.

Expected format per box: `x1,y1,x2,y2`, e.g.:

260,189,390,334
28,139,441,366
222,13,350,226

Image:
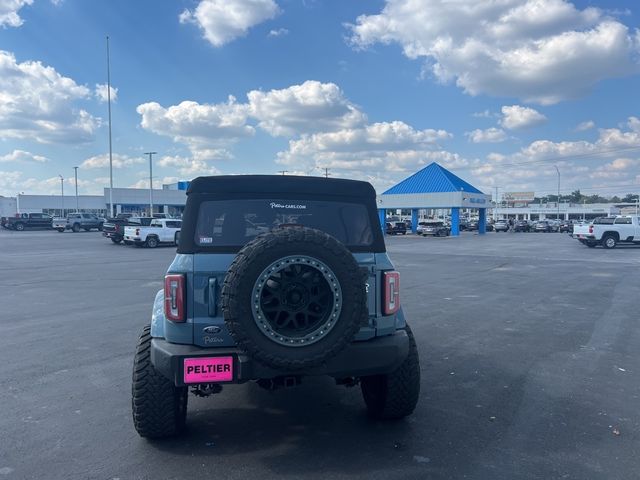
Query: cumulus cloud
348,0,640,104
137,81,369,155
0,149,48,163
0,0,33,28
180,0,280,47
276,121,453,173
80,153,145,169
500,105,548,130
94,83,118,103
468,116,640,191
137,96,254,157
268,27,288,37
247,81,367,136
0,171,22,194
628,116,640,133
574,120,595,132
466,128,508,143
0,50,99,143
156,155,221,177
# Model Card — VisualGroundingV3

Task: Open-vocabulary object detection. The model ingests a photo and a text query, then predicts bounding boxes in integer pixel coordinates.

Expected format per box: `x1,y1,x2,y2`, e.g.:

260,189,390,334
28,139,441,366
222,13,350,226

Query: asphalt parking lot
1,229,639,480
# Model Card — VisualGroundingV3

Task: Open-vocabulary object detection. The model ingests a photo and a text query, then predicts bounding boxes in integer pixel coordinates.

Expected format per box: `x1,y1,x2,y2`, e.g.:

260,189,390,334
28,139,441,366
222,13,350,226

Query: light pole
15,192,22,215
59,175,65,217
106,36,114,218
144,151,157,216
73,166,79,212
554,165,560,228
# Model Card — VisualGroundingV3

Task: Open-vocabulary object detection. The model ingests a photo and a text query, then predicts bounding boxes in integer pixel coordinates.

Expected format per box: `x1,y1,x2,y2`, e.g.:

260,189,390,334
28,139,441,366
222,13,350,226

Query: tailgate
572,226,590,236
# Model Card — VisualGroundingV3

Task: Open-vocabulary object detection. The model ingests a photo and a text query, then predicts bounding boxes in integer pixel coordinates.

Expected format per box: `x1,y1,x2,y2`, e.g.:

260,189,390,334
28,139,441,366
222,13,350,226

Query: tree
569,190,583,203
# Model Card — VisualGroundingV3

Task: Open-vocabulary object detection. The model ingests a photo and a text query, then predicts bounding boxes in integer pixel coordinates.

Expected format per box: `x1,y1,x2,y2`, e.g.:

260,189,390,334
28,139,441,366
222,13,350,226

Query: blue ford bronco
132,175,420,438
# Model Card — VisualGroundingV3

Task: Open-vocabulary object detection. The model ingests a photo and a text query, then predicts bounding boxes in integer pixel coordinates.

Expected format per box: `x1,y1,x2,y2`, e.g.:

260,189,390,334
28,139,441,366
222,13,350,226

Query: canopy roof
383,162,483,195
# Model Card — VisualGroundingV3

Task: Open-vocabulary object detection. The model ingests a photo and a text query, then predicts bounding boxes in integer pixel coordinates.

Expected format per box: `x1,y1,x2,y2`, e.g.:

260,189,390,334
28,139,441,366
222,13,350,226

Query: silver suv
62,213,104,232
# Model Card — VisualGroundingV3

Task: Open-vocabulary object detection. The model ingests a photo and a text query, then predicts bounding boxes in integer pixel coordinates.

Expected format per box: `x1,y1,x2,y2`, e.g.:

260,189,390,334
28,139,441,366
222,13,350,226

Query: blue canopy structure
377,162,491,236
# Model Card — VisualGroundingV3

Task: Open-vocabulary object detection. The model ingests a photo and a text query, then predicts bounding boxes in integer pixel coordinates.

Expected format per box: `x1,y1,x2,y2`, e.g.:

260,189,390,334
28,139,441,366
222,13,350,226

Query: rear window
195,199,374,247
593,217,615,224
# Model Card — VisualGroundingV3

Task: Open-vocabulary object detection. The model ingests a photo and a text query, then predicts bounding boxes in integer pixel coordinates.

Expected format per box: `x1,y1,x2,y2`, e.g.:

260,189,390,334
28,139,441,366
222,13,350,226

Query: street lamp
73,166,79,212
554,165,560,229
106,36,114,218
144,151,157,216
59,175,64,217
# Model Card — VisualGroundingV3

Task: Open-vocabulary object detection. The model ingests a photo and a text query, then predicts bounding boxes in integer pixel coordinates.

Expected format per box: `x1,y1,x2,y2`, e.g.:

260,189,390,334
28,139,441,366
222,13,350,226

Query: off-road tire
15,223,25,231
602,234,617,249
72,223,81,233
57,228,65,233
111,236,123,244
361,324,420,419
222,227,367,370
146,236,159,248
132,325,187,439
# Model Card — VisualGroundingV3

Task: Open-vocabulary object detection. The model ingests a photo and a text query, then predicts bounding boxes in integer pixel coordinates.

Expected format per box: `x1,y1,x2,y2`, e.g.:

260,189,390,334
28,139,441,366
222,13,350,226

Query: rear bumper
151,330,410,386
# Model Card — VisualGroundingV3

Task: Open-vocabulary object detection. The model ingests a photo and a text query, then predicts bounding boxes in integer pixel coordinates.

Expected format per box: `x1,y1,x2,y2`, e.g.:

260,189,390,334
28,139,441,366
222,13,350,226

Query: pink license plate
183,357,233,383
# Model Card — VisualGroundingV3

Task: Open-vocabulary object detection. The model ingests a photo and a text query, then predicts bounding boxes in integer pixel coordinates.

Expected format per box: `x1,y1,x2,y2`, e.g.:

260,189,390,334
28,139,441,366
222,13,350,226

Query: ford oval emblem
203,326,222,335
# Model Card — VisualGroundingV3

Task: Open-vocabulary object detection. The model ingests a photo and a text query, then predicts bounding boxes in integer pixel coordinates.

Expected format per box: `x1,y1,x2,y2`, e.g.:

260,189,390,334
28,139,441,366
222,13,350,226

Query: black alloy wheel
253,255,341,347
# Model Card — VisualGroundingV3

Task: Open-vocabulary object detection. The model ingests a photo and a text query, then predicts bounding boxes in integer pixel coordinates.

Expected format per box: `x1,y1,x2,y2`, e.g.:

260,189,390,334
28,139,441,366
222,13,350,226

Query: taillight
164,274,185,322
382,271,400,315
589,225,593,234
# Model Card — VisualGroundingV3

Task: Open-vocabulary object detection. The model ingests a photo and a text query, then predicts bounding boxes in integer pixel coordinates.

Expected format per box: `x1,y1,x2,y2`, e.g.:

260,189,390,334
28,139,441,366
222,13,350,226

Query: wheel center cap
283,283,308,310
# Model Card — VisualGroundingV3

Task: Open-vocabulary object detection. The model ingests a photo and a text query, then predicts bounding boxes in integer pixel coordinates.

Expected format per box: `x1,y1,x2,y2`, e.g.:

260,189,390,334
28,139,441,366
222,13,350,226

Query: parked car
102,216,153,244
420,221,450,237
123,218,182,247
458,218,469,231
534,221,553,232
4,213,53,231
514,220,530,232
386,221,407,235
494,219,510,232
130,175,420,439
546,219,561,232
53,213,104,232
467,219,479,231
559,221,573,233
485,222,494,232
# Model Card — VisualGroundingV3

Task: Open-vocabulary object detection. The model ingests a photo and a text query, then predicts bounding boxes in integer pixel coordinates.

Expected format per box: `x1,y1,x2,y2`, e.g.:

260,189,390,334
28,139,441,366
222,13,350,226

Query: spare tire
222,227,367,370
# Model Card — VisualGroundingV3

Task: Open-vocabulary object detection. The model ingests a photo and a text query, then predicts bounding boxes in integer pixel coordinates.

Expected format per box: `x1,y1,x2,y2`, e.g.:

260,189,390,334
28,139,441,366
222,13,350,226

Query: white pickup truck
123,218,182,248
572,215,640,249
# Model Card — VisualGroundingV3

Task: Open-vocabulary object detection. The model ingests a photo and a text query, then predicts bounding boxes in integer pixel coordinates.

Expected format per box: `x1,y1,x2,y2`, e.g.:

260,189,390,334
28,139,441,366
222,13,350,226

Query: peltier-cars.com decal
270,202,307,209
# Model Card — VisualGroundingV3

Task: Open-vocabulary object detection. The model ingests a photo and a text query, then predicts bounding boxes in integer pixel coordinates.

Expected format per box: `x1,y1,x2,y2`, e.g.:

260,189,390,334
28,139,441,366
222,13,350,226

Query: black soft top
178,175,385,254
187,175,377,199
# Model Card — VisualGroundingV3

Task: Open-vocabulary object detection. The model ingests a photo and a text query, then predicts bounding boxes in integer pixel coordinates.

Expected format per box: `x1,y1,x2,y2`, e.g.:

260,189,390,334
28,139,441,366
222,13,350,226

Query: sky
0,0,639,200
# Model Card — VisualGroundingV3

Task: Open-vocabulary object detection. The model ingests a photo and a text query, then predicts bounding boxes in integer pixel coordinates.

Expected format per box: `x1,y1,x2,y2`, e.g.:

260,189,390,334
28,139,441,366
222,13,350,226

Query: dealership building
0,182,190,218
